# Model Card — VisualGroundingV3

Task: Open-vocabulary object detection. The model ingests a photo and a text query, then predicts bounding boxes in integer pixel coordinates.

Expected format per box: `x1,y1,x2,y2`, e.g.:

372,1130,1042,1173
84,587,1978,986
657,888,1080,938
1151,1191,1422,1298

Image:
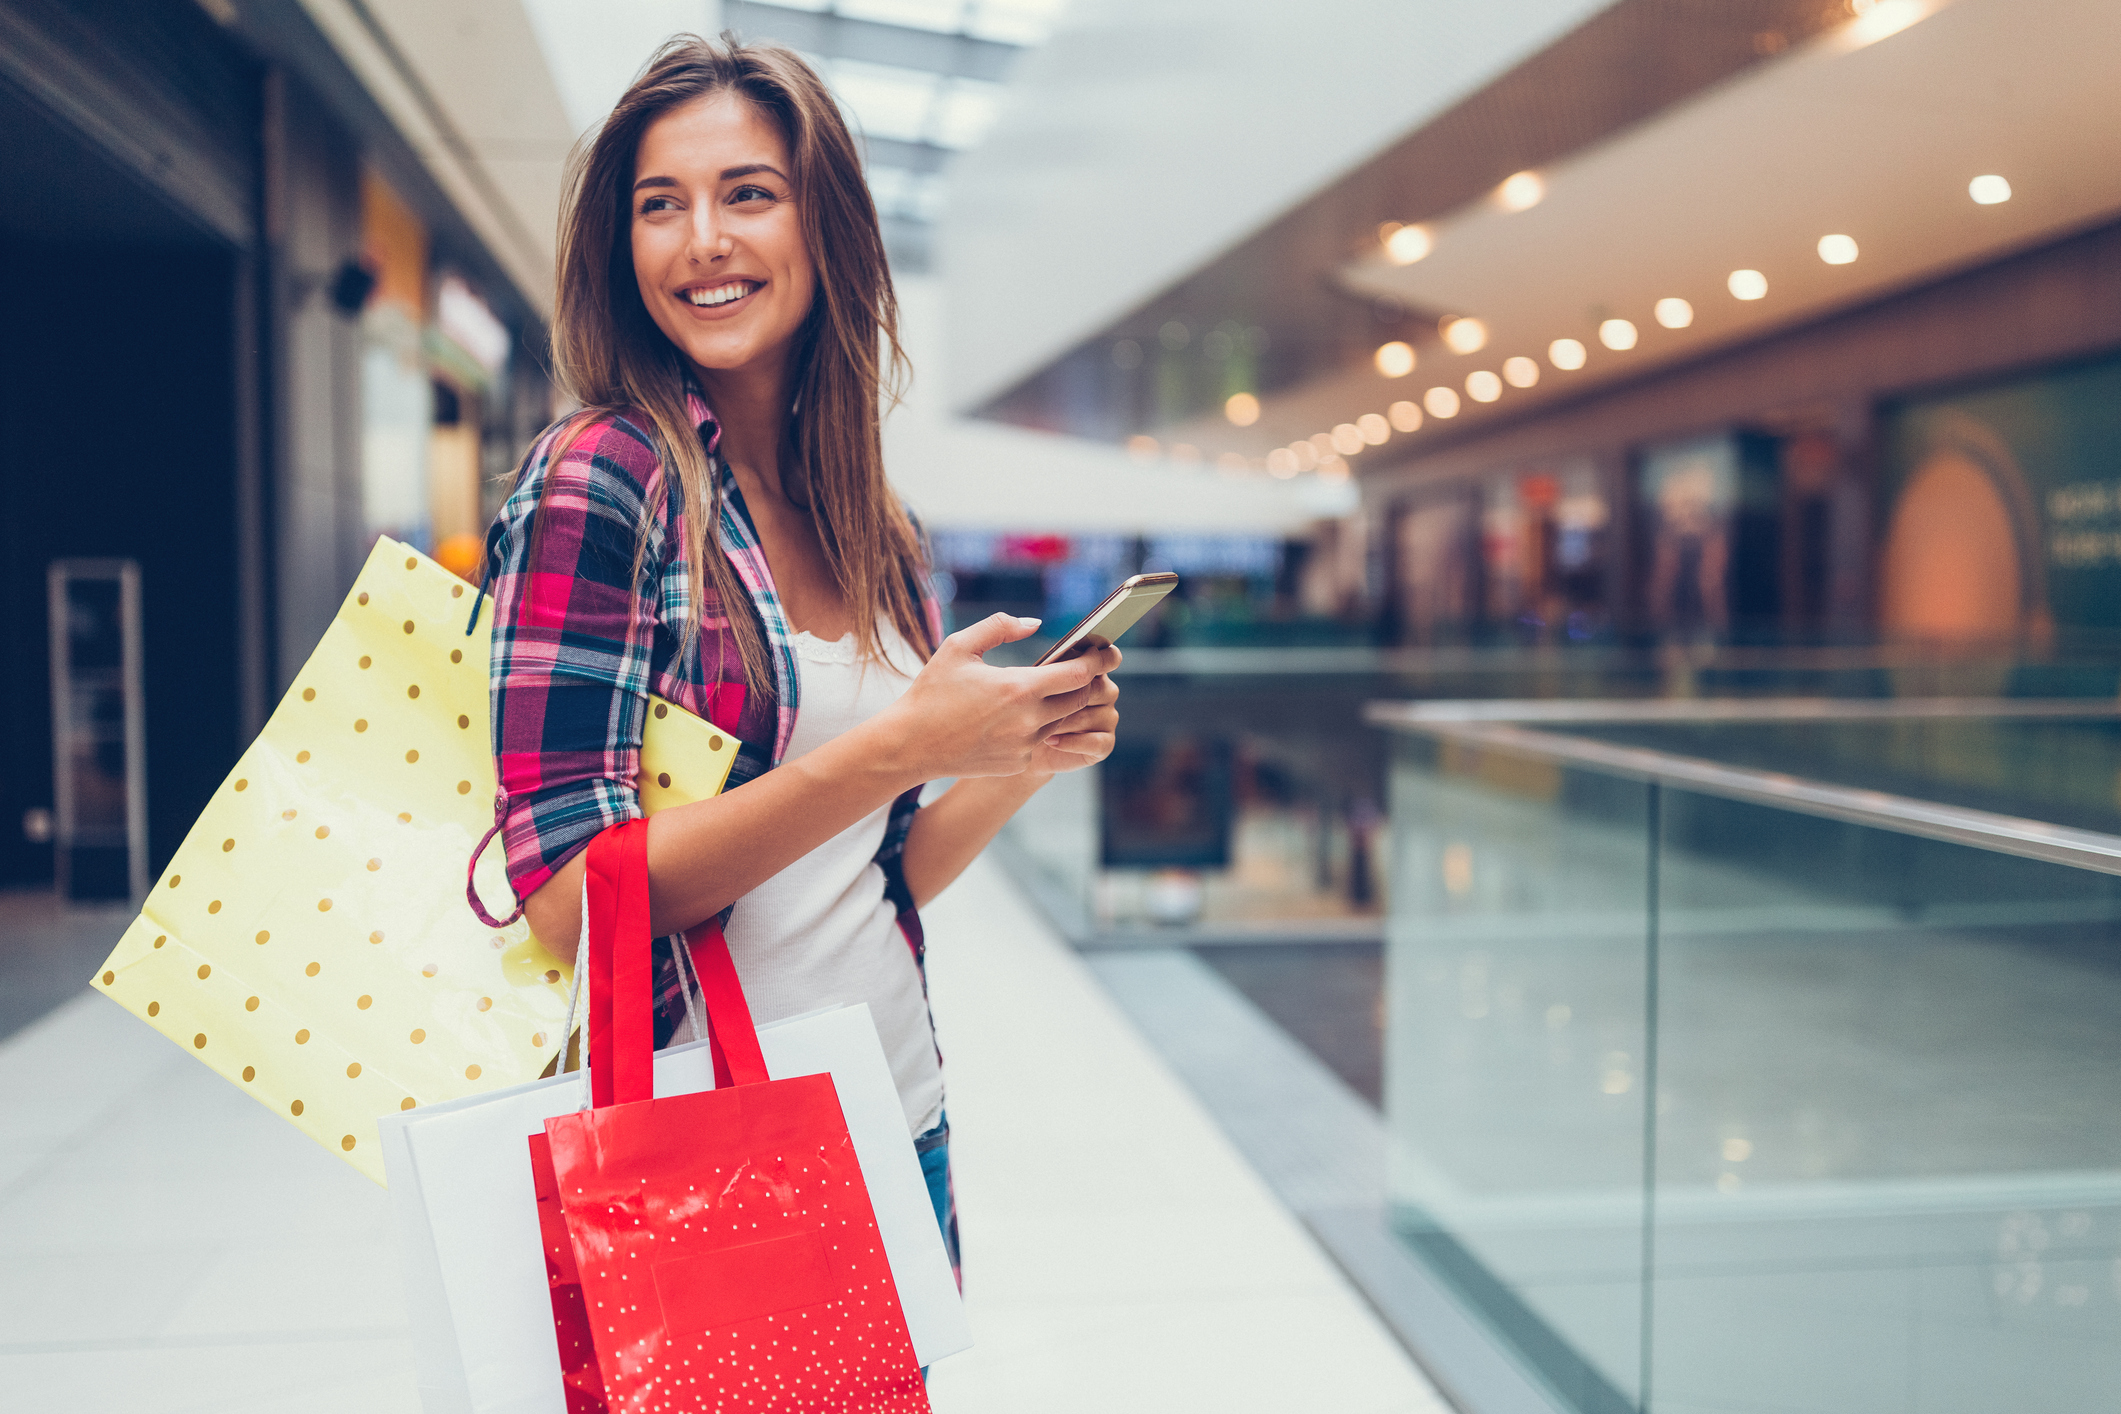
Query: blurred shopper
481,37,1120,1273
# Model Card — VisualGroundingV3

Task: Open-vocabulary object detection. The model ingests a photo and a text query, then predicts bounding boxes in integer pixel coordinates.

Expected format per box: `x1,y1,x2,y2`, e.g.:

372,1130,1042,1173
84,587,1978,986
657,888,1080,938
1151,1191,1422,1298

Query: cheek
775,258,818,338
630,224,661,297
768,216,817,314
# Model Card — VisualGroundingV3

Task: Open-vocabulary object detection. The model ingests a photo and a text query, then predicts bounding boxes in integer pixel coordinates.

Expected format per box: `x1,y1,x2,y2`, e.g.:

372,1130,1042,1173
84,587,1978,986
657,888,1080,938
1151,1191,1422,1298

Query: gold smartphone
1033,572,1180,665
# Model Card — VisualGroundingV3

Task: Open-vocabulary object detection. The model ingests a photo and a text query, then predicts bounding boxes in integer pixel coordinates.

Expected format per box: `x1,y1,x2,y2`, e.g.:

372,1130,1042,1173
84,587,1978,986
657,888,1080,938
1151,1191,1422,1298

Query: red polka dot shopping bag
542,819,931,1413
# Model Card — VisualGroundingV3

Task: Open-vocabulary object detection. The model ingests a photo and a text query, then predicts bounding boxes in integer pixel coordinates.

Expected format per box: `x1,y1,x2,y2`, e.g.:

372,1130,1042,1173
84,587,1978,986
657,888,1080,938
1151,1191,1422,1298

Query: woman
483,37,1121,1271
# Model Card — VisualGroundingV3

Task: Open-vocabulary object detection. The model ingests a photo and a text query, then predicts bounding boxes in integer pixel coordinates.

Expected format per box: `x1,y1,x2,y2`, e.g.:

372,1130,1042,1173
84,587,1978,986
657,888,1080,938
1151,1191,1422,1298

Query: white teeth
686,282,754,307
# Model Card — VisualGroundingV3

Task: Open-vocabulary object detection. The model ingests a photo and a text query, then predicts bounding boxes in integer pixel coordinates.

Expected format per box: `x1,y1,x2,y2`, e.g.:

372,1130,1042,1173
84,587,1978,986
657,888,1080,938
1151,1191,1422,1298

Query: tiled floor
0,887,133,1043
921,862,1446,1413
0,857,1447,1413
1195,941,1385,1105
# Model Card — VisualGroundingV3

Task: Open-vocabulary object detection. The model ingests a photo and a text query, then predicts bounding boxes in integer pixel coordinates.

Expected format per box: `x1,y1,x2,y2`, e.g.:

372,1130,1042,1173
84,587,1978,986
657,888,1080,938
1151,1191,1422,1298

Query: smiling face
630,92,815,384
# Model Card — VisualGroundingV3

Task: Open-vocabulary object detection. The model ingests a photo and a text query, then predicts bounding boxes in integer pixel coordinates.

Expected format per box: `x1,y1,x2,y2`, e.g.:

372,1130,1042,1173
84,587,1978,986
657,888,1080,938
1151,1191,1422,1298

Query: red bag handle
584,821,767,1107
683,921,769,1087
584,823,654,1108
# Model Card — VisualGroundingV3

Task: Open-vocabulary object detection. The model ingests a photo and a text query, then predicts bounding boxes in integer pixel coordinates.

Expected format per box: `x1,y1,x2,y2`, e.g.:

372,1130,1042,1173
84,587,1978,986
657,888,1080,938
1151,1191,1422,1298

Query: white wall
886,274,1350,532
939,0,1611,413
521,0,723,139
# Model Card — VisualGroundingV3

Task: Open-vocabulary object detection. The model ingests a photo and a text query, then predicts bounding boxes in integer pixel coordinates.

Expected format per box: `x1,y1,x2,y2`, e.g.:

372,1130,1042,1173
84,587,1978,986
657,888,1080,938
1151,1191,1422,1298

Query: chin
682,327,793,378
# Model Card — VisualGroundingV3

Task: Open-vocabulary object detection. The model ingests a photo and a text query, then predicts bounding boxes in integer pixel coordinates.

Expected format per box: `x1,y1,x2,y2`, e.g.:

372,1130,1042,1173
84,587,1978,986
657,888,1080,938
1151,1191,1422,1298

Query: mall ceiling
975,0,2121,480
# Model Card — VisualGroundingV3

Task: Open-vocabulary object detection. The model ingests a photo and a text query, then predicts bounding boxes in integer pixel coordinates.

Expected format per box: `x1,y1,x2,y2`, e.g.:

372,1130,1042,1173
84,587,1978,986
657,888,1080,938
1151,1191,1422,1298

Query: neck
694,354,795,502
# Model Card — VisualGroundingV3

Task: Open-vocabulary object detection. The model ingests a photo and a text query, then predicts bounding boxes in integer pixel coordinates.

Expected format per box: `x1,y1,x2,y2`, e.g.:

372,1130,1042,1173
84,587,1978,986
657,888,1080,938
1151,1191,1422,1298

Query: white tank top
720,623,943,1136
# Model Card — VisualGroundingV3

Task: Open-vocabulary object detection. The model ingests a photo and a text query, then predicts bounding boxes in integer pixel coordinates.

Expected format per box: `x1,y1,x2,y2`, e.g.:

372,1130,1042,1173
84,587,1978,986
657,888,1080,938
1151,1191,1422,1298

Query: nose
687,201,732,264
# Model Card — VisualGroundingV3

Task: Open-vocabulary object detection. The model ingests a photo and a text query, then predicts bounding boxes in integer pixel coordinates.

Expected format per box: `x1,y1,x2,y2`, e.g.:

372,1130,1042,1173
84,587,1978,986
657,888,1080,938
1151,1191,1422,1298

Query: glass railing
1368,698,2121,1412
996,641,2121,945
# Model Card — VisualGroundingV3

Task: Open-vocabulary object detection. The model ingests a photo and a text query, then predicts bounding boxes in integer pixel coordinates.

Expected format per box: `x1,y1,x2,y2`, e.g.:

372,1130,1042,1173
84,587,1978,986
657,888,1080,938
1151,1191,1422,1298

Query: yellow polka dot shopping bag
88,538,738,1182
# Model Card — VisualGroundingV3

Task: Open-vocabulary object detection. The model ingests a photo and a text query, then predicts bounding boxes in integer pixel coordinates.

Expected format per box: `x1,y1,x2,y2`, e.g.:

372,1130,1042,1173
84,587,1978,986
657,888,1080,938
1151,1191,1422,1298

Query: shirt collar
681,375,723,457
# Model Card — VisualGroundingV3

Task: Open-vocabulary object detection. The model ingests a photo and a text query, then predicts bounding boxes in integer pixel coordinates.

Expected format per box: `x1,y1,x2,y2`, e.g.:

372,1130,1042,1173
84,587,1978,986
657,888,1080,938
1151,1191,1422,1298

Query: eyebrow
632,163,789,192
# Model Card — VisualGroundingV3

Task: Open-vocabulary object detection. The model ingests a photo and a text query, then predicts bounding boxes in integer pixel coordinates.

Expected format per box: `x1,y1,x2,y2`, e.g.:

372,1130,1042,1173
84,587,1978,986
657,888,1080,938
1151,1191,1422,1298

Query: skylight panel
929,77,1003,149
964,0,1067,46
837,0,971,33
827,59,944,145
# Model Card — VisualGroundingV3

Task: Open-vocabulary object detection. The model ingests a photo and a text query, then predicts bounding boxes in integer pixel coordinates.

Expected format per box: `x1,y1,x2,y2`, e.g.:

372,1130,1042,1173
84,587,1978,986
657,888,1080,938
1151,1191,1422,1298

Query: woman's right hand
526,614,1116,957
875,613,1121,782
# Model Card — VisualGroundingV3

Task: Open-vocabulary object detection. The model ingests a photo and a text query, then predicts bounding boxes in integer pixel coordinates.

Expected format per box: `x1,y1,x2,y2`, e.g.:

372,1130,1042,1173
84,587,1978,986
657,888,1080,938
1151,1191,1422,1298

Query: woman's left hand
1027,652,1121,775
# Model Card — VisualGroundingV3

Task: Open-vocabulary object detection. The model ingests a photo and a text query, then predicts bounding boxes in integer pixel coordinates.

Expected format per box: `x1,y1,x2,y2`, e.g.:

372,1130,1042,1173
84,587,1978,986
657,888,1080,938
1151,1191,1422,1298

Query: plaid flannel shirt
484,386,943,1042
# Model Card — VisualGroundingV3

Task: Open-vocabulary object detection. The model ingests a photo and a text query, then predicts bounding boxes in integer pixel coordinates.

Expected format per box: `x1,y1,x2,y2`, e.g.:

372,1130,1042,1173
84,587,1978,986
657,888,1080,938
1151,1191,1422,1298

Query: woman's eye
638,195,678,214
729,184,775,205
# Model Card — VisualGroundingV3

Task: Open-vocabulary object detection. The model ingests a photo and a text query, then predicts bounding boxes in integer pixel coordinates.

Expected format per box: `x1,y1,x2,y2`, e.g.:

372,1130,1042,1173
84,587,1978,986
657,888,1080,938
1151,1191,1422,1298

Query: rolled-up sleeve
488,415,666,906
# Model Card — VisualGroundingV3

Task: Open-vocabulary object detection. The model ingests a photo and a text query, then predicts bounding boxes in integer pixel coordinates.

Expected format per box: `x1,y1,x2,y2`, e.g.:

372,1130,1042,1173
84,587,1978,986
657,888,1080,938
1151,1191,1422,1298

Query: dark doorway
0,154,246,886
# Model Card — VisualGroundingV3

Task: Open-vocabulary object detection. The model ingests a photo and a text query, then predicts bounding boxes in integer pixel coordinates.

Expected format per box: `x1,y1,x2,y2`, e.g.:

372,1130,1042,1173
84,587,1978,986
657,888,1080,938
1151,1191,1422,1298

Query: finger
1046,703,1119,735
1022,653,1106,698
949,612,1042,659
1035,681,1097,726
1042,731,1115,761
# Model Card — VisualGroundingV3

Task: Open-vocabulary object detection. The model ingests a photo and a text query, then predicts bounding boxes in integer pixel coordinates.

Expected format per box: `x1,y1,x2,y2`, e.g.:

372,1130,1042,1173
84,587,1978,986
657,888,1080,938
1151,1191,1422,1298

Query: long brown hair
550,34,926,696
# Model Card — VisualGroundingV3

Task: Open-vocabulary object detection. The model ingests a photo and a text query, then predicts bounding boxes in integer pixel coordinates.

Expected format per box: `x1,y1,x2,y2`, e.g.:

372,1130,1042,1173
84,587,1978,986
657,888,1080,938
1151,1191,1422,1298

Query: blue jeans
914,1113,959,1383
914,1112,960,1285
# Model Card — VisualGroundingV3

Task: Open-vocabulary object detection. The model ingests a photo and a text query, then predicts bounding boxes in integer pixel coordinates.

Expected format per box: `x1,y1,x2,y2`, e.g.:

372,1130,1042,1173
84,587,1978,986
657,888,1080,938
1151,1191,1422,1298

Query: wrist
851,705,934,796
1002,768,1055,799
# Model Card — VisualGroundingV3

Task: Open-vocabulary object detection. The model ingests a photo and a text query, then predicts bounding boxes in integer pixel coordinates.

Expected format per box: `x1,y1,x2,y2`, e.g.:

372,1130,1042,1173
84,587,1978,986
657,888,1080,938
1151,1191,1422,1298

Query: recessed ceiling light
1382,223,1434,264
1654,297,1693,329
1465,371,1503,403
1423,386,1461,419
1502,356,1540,388
1495,171,1545,212
1292,440,1319,471
1374,341,1417,378
1357,413,1390,445
1387,400,1423,432
1969,174,2012,205
1844,0,1926,46
1548,338,1587,371
1728,269,1769,300
1817,234,1859,265
1223,392,1260,426
1266,448,1298,478
1331,424,1365,456
1598,319,1638,351
1442,317,1488,355
1126,435,1160,458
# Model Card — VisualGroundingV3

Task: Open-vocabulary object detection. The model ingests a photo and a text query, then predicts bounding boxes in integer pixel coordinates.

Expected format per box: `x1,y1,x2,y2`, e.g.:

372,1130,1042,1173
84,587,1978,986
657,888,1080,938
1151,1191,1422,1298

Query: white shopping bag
382,1003,970,1414
757,1004,969,1360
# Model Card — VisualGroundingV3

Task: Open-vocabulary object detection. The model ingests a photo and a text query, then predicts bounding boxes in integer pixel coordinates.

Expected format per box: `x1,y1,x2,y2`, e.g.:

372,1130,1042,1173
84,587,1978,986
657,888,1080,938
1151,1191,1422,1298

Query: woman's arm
522,617,1121,960
897,774,1052,911
896,658,1121,909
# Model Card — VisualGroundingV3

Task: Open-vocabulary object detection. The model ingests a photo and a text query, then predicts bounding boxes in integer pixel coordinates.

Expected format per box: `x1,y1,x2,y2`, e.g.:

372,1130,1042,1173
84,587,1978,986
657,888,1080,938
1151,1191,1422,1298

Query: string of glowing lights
1233,168,2013,481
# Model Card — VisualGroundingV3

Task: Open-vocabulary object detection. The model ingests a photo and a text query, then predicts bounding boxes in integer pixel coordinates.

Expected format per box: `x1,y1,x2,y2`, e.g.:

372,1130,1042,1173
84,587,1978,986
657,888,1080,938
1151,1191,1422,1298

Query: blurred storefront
960,0,2121,943
959,0,2121,662
0,0,552,895
950,2,2121,1408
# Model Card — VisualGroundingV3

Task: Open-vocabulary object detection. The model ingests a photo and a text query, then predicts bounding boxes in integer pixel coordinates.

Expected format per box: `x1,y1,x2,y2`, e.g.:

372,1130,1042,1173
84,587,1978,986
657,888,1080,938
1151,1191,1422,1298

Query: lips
682,280,759,309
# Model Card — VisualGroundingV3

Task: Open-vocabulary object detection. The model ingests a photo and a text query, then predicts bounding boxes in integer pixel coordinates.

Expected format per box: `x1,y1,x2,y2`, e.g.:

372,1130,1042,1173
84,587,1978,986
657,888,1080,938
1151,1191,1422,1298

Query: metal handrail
1116,643,2116,677
1364,699,2121,877
1368,696,2121,724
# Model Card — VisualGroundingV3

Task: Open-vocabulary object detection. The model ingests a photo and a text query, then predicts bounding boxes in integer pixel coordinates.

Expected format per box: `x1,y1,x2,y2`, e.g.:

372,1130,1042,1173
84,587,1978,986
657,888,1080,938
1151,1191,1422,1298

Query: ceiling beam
722,1,1018,83
863,133,950,176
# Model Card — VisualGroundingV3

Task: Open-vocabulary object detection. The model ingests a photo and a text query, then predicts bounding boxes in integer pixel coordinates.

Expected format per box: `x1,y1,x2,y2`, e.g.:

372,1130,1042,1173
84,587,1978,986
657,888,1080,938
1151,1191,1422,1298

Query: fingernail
1018,616,1042,629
